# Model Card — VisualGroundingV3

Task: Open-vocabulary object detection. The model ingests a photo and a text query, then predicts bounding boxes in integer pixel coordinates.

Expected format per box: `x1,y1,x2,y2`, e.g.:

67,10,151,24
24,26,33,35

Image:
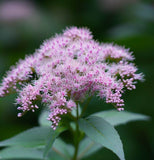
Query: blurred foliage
0,0,154,159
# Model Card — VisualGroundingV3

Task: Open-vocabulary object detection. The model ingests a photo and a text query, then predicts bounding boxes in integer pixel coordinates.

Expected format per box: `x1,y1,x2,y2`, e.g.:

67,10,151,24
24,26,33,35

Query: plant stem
72,97,92,160
72,103,80,160
80,96,92,118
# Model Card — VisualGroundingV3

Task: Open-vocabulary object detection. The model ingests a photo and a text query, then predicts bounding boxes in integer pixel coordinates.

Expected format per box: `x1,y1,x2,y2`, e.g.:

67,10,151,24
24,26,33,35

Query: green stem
80,96,92,118
72,103,80,160
72,97,92,160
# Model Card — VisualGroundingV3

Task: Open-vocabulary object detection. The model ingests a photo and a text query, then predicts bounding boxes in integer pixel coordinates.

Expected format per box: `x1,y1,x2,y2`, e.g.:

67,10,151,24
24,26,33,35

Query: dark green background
0,0,153,159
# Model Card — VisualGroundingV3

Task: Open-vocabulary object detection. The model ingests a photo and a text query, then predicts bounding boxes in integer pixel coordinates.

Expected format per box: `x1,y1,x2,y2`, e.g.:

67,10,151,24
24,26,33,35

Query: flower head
0,27,143,129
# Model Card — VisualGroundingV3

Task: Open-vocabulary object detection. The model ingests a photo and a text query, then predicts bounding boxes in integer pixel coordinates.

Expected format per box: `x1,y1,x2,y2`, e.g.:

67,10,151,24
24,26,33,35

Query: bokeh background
0,0,153,159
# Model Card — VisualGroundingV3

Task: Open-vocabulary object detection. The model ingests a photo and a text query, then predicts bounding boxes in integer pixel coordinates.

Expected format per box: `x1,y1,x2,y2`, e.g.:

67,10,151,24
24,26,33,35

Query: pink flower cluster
0,27,143,129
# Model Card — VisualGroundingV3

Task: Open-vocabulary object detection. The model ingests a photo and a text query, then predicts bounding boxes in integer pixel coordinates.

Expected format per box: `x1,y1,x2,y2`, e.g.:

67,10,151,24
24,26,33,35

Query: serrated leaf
93,110,150,126
79,116,125,160
0,127,51,147
0,147,43,159
78,137,102,159
39,110,51,127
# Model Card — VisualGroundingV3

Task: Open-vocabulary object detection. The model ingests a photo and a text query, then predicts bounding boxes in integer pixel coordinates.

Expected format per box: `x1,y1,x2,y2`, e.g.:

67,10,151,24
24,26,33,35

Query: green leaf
93,110,150,126
0,146,66,160
46,150,65,160
43,126,67,158
0,147,43,159
39,110,51,127
0,127,51,147
78,137,102,159
79,116,125,160
52,138,74,159
0,126,67,159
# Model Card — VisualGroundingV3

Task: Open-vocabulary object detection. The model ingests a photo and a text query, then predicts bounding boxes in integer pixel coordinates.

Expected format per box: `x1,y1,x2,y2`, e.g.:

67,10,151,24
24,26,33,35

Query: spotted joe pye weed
0,27,143,130
0,27,149,160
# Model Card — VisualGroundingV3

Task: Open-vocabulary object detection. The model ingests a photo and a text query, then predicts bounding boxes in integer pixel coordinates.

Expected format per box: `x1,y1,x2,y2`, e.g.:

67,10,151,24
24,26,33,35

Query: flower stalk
72,102,80,160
